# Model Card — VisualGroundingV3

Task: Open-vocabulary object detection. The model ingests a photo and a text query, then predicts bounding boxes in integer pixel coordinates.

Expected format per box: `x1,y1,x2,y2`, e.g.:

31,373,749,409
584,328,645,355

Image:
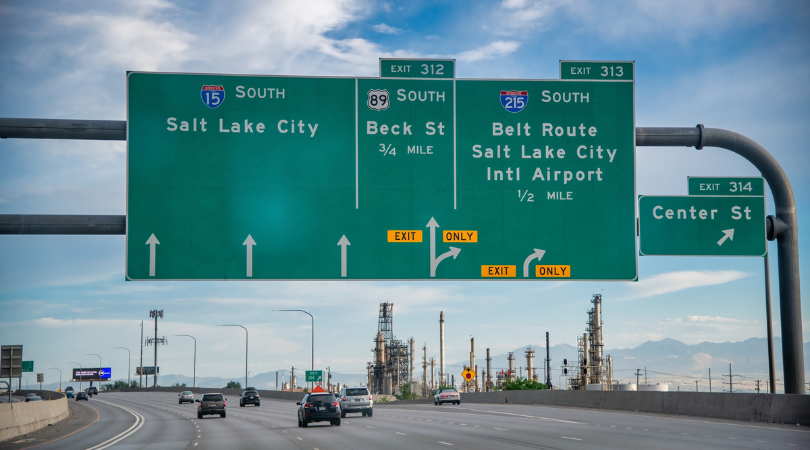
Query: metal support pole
764,254,777,394
637,126,804,394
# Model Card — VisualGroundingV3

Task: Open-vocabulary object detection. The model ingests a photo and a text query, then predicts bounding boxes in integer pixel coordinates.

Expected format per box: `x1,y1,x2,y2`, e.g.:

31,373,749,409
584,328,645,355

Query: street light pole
274,309,314,390
174,335,197,388
48,368,62,392
69,361,82,391
218,325,248,388
87,353,101,390
111,347,131,387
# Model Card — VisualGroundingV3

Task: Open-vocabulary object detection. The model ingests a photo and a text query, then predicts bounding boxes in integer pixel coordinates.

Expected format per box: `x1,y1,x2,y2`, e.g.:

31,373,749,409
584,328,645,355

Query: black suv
196,393,226,418
297,393,341,427
239,390,260,407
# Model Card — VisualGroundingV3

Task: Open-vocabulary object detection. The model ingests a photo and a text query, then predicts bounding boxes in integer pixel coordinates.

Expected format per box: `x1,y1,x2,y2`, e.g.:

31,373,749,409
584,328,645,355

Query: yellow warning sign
387,230,422,242
461,367,476,381
535,265,571,277
481,265,516,277
443,230,478,242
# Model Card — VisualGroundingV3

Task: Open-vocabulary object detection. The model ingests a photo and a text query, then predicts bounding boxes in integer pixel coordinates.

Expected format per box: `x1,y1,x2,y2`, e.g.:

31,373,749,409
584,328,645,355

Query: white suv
338,387,373,417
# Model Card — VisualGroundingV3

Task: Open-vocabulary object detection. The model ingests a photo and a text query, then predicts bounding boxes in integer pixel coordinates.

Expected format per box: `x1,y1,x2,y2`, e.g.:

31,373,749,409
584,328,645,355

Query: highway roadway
2,392,808,450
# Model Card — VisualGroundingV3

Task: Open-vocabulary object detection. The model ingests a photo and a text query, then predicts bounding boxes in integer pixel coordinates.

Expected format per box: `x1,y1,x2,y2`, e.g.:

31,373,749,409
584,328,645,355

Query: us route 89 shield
367,89,390,111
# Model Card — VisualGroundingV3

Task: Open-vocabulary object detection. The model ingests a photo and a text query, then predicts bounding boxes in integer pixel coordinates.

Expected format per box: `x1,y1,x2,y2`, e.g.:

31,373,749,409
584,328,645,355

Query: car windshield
307,394,336,403
202,394,224,401
345,388,369,396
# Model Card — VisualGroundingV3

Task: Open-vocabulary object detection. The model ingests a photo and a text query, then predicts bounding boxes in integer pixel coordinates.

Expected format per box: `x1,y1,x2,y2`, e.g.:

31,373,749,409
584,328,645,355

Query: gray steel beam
0,118,126,140
637,125,804,395
0,215,125,235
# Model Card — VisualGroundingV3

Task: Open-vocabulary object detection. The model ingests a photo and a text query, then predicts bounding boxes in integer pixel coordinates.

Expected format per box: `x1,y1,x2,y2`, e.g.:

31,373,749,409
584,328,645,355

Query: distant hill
34,338,807,393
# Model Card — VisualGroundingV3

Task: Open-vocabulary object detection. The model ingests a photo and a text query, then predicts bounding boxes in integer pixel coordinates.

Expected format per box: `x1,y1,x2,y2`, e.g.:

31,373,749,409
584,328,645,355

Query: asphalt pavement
2,391,808,450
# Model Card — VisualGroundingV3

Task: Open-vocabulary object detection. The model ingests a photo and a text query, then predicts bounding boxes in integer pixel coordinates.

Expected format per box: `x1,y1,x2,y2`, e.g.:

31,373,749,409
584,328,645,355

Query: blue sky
0,0,808,385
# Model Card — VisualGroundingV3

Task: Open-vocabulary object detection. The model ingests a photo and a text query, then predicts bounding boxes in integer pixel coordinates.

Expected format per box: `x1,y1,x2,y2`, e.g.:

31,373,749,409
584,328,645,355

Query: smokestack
410,338,415,382
507,352,515,381
469,337,475,392
439,312,445,388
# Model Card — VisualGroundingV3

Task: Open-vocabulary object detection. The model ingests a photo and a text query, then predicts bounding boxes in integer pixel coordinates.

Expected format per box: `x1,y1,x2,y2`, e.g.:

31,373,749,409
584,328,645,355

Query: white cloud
619,270,752,300
372,23,404,35
456,41,521,62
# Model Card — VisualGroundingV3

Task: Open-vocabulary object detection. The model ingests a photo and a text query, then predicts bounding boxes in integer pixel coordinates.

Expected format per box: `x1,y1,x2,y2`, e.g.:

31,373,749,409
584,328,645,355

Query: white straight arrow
146,234,159,277
338,235,350,277
243,235,256,277
427,217,461,277
717,229,734,246
523,249,546,277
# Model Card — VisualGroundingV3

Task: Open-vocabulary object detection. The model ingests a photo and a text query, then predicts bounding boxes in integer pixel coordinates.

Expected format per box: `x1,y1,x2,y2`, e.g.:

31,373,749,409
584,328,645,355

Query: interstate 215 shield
500,90,528,113
201,85,225,109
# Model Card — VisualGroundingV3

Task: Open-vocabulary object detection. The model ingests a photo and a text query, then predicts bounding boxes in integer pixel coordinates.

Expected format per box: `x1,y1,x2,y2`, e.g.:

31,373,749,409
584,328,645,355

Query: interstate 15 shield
500,90,528,113
200,85,225,109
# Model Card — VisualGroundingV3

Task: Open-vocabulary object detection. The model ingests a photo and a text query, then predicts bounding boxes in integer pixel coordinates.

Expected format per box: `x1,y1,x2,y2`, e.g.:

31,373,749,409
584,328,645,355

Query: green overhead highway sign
305,370,323,382
560,61,634,81
21,361,33,372
126,67,636,280
380,58,455,78
639,195,766,256
688,177,765,197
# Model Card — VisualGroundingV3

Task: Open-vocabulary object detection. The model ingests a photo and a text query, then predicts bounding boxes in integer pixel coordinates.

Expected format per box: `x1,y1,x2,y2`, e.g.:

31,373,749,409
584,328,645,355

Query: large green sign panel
639,195,766,256
126,71,636,280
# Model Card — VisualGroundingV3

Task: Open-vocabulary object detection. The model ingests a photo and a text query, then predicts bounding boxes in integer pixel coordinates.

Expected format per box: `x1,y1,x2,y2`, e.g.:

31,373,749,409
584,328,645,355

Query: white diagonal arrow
717,229,734,246
427,217,461,277
243,235,256,277
146,234,159,277
337,235,350,278
523,248,546,277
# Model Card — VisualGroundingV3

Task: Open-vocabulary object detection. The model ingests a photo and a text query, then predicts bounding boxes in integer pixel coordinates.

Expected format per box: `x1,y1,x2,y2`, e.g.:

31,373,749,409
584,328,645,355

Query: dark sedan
239,390,260,407
297,393,341,427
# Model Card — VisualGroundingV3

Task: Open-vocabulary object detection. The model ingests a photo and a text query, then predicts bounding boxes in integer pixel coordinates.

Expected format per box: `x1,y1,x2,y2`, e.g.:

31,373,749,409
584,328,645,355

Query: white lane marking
438,441,454,446
561,436,582,441
396,432,406,435
494,428,508,431
84,400,146,450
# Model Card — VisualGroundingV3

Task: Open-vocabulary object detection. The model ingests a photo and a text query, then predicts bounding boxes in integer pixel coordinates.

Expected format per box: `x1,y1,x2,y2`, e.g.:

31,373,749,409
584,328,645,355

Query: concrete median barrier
0,391,69,443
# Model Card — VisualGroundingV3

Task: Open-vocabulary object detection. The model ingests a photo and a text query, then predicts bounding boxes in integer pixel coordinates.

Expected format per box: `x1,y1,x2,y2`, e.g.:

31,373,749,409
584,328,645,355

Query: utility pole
139,321,143,388
147,310,165,387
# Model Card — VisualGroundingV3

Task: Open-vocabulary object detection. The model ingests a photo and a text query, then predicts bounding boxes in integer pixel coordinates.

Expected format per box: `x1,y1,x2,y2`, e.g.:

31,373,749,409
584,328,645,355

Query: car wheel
367,409,373,417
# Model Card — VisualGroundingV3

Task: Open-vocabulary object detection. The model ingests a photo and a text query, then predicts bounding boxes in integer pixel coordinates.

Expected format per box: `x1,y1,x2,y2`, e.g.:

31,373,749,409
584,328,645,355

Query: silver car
434,388,460,405
338,387,373,417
